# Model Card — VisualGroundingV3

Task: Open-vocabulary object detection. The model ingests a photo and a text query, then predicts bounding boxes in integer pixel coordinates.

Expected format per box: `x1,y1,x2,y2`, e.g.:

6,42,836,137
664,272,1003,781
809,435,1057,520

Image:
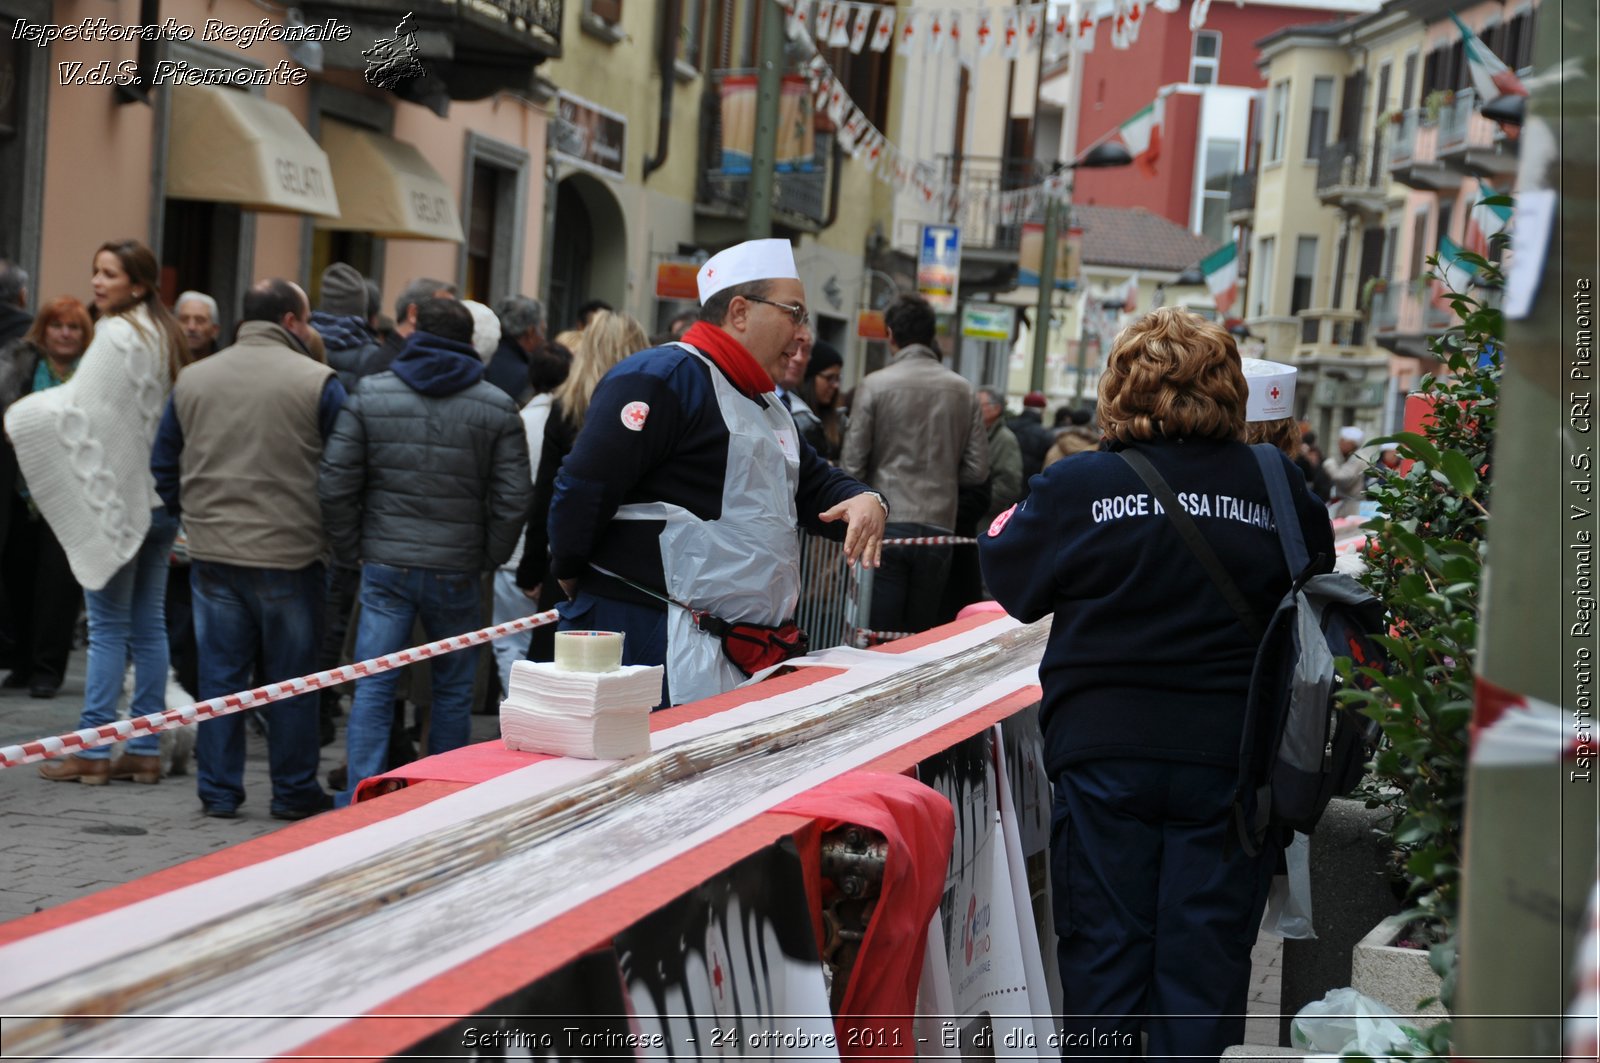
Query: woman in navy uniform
979,309,1332,1060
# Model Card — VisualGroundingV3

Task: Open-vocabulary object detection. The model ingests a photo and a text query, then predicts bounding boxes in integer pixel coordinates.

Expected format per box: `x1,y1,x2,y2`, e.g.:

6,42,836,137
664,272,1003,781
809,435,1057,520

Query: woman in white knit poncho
3,240,192,785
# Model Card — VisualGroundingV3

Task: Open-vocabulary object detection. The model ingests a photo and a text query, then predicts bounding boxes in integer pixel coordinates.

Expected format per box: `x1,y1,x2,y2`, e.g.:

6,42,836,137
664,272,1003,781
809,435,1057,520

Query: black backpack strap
1252,445,1312,577
1119,449,1264,643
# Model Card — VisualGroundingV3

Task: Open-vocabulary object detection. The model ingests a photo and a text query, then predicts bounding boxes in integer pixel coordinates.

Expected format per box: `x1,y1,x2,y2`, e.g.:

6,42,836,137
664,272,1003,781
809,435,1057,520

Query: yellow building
1243,0,1534,442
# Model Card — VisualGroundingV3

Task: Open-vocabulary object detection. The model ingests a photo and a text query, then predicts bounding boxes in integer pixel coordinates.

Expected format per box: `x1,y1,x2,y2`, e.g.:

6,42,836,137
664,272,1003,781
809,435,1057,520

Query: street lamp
1030,141,1135,395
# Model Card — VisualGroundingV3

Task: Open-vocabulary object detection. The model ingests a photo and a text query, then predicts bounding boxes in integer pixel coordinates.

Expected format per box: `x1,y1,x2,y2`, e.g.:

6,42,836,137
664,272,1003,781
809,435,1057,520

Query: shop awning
315,121,464,243
165,86,339,218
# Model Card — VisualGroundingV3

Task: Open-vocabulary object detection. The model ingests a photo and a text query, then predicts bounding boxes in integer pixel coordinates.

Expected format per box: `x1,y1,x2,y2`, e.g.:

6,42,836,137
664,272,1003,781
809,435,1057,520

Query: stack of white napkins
500,660,663,760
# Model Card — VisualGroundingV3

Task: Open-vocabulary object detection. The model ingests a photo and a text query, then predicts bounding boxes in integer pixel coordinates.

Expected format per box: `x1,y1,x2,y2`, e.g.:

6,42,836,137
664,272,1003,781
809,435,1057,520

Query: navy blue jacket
548,343,869,607
978,437,1334,775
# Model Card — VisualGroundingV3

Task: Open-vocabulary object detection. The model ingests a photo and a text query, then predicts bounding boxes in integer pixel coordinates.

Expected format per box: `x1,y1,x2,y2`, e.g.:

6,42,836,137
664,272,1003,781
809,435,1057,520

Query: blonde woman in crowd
514,310,649,642
5,239,191,784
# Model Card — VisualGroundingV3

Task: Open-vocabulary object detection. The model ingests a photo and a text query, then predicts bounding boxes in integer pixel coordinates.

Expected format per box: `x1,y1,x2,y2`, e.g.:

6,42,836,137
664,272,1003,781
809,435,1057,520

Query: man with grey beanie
310,263,390,393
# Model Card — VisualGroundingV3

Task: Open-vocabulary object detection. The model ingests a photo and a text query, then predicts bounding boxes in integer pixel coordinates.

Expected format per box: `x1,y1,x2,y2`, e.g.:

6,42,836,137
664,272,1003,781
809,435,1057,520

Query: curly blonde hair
1097,308,1247,444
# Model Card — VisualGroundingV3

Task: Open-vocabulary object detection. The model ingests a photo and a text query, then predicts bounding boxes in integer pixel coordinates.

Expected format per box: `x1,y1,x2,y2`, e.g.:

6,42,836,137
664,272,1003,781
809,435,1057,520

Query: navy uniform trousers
1050,758,1279,1061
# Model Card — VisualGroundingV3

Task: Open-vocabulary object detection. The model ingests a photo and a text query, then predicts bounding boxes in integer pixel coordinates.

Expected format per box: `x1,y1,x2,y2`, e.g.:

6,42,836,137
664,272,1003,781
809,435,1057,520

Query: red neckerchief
681,321,773,401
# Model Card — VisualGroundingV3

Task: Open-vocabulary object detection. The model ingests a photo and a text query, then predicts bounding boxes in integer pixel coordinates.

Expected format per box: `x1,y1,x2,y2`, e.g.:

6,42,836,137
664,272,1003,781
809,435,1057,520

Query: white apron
612,346,802,705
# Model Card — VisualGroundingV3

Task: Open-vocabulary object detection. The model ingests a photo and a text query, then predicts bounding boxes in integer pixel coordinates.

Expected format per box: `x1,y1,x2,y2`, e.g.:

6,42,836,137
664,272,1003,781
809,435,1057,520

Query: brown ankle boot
38,756,111,785
109,753,162,784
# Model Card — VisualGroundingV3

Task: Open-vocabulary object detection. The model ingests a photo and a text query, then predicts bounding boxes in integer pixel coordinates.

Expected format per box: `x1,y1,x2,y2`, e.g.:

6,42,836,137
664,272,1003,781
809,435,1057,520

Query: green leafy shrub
1337,239,1504,1039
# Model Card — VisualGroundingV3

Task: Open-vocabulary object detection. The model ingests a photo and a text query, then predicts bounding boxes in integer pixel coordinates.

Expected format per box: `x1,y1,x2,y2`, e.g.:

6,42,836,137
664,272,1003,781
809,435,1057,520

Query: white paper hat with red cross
1240,357,1297,422
696,239,800,304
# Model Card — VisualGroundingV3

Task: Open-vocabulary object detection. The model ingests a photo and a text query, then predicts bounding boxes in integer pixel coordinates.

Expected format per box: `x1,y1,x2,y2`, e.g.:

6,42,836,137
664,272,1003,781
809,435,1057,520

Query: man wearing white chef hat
546,238,887,707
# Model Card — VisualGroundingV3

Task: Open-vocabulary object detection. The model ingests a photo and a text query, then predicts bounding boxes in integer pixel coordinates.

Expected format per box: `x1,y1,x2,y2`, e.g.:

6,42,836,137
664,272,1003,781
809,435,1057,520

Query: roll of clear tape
553,630,624,673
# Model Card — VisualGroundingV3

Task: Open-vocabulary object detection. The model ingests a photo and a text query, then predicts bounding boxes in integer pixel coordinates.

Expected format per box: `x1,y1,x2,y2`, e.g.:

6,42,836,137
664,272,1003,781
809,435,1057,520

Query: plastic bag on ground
1290,987,1431,1056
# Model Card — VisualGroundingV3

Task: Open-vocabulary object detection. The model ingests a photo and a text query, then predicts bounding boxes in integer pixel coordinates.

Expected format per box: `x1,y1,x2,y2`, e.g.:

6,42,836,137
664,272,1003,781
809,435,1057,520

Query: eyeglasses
744,295,810,327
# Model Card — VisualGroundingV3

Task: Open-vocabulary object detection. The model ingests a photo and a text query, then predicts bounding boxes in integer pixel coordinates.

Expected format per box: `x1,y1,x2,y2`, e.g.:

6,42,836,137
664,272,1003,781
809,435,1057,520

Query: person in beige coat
841,294,989,635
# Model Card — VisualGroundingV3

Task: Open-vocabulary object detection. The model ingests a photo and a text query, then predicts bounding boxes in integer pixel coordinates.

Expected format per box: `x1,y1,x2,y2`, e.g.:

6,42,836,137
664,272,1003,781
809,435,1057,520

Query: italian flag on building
1464,178,1514,256
1200,241,1239,317
1433,235,1481,309
1450,12,1528,107
1109,99,1163,176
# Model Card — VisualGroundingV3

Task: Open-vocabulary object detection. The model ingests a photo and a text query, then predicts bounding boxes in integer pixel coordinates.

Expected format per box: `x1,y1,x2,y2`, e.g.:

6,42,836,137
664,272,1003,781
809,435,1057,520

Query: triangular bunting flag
896,8,923,55
827,2,851,46
1002,9,1022,59
1023,5,1043,52
786,0,812,41
848,2,872,52
870,6,895,51
977,10,996,55
1075,0,1097,52
815,0,835,42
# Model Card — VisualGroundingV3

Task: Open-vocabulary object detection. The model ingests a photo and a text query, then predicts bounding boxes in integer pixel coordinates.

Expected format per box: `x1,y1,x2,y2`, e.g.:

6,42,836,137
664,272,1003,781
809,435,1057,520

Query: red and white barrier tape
0,609,560,769
881,535,978,546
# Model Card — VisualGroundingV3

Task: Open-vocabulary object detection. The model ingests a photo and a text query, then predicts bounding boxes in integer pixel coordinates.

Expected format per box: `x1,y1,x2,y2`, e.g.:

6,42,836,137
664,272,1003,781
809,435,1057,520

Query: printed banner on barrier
617,840,840,1058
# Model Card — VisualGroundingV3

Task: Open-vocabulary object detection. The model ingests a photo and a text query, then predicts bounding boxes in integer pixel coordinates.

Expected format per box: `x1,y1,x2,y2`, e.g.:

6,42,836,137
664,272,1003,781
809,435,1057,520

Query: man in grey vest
152,279,346,820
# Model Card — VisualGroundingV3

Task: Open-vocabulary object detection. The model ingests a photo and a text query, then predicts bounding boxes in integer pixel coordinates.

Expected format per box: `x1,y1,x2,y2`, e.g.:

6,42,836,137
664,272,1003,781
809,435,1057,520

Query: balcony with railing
698,71,833,230
1435,88,1518,178
1294,308,1368,357
1226,171,1256,224
1315,138,1388,216
305,0,562,98
1387,107,1459,190
937,155,1057,255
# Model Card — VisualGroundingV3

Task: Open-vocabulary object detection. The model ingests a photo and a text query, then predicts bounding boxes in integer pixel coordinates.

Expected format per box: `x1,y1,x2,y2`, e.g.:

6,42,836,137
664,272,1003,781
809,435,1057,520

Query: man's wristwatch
865,491,889,518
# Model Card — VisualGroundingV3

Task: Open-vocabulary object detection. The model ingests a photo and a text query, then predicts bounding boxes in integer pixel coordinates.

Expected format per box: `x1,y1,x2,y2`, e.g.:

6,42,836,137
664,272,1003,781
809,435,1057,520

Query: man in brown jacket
841,293,989,635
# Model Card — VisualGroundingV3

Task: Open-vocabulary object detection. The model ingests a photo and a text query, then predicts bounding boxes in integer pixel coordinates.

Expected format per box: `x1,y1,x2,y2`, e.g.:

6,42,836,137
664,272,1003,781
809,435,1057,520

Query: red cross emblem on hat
1270,386,1281,400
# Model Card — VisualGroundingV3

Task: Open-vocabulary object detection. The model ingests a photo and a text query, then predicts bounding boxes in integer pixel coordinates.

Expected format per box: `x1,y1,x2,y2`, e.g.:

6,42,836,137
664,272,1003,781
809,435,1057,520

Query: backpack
1118,446,1388,856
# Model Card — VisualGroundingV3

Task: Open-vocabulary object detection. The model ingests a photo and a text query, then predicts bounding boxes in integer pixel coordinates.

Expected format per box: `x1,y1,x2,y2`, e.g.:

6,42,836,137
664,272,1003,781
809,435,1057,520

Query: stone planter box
1350,914,1448,1027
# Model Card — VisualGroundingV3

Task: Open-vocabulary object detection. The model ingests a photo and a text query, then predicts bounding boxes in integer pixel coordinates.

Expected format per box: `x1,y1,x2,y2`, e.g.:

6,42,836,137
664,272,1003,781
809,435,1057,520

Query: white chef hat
696,239,800,304
1339,426,1364,443
1239,357,1297,422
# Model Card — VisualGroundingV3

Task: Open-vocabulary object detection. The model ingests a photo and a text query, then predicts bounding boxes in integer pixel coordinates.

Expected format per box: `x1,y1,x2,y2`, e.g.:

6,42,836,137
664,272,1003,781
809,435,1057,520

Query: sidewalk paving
0,648,1285,1045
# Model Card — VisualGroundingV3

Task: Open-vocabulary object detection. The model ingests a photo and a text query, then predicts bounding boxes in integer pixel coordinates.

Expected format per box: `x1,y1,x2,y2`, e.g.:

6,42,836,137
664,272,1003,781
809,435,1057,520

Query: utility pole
747,6,787,240
1029,196,1060,394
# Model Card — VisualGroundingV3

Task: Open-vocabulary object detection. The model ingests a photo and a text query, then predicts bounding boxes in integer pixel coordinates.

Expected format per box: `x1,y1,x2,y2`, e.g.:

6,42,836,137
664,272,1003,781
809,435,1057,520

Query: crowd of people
0,235,1429,1057
0,241,1391,818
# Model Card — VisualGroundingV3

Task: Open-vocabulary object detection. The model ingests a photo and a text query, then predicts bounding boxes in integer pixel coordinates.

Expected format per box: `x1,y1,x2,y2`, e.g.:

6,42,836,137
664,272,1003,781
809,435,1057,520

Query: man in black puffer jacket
319,298,530,804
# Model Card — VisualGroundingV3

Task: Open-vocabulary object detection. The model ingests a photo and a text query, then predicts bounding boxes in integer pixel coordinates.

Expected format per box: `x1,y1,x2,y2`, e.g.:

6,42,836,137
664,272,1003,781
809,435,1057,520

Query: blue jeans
192,560,326,814
78,508,179,760
339,563,484,805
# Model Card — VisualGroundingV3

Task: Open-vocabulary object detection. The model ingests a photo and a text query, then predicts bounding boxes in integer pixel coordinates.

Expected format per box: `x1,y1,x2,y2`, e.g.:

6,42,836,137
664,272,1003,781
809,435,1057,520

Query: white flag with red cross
848,3,873,52
870,6,895,51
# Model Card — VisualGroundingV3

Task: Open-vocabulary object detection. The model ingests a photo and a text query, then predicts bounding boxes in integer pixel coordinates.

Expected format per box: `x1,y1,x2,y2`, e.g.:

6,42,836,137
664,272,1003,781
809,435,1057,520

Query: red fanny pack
694,613,810,677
